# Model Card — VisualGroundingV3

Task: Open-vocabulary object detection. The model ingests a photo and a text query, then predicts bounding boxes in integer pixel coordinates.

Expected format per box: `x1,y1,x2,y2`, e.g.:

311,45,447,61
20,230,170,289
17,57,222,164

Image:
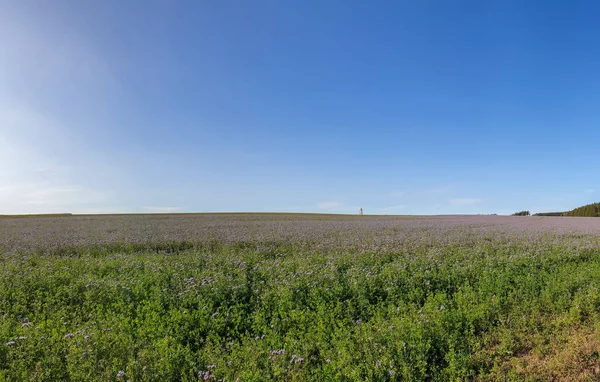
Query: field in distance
2,214,600,381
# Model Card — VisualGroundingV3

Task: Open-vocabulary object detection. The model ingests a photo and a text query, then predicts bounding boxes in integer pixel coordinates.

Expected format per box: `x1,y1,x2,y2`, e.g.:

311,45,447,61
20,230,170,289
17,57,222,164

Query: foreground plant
1,214,600,380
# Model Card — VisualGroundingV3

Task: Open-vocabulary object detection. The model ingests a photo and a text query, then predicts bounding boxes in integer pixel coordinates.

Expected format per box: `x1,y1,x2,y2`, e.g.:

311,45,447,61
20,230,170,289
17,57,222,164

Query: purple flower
117,370,126,378
6,341,15,346
198,370,214,380
64,333,74,339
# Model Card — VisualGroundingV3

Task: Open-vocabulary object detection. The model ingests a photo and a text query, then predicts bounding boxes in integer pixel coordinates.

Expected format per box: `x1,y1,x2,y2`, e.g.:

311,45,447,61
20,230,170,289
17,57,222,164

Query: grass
1,214,600,380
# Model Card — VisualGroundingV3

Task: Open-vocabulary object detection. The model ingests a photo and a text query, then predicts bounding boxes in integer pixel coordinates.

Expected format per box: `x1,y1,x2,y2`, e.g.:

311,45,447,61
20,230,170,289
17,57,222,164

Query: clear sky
2,1,600,215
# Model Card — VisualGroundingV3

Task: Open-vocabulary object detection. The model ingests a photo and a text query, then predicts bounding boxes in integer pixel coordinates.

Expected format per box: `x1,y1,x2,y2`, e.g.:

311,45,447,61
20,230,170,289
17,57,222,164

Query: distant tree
533,212,564,216
511,211,530,216
532,203,600,217
563,203,600,217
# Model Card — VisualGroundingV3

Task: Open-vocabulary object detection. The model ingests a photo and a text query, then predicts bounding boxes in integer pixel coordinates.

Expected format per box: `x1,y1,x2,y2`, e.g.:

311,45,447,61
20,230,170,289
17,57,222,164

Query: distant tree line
532,212,563,216
511,211,530,216
563,203,600,217
529,202,600,217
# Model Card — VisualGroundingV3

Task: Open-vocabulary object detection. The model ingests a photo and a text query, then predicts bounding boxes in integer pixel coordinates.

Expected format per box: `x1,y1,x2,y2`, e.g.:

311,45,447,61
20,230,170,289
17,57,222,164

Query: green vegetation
532,212,563,217
532,202,600,217
563,203,600,217
1,215,600,380
511,211,530,216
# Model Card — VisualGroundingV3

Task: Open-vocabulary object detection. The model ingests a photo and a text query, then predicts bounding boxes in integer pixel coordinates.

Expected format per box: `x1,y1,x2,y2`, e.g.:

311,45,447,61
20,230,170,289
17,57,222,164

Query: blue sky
2,1,600,215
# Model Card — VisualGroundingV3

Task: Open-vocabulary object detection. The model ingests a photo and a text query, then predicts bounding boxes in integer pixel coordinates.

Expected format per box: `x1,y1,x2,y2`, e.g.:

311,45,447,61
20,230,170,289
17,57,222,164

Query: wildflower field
2,214,600,381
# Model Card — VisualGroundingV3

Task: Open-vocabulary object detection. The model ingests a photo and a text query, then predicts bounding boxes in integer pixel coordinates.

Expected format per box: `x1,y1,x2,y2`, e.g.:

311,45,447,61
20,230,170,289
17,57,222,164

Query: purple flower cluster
291,355,304,365
3,214,600,256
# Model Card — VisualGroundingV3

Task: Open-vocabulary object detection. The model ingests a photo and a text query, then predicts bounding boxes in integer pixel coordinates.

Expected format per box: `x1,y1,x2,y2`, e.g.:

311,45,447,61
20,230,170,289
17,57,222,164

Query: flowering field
2,214,600,381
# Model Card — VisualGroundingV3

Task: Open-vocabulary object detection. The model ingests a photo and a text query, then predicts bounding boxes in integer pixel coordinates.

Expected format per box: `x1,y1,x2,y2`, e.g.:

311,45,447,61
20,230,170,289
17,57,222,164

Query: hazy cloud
317,201,343,210
375,205,406,214
0,8,126,215
0,107,118,214
143,207,181,213
270,206,306,212
0,183,112,214
426,184,457,195
448,198,483,206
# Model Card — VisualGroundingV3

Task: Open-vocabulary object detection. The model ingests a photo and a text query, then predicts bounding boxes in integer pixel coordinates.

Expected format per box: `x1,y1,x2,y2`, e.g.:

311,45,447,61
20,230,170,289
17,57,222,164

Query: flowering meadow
2,214,600,381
